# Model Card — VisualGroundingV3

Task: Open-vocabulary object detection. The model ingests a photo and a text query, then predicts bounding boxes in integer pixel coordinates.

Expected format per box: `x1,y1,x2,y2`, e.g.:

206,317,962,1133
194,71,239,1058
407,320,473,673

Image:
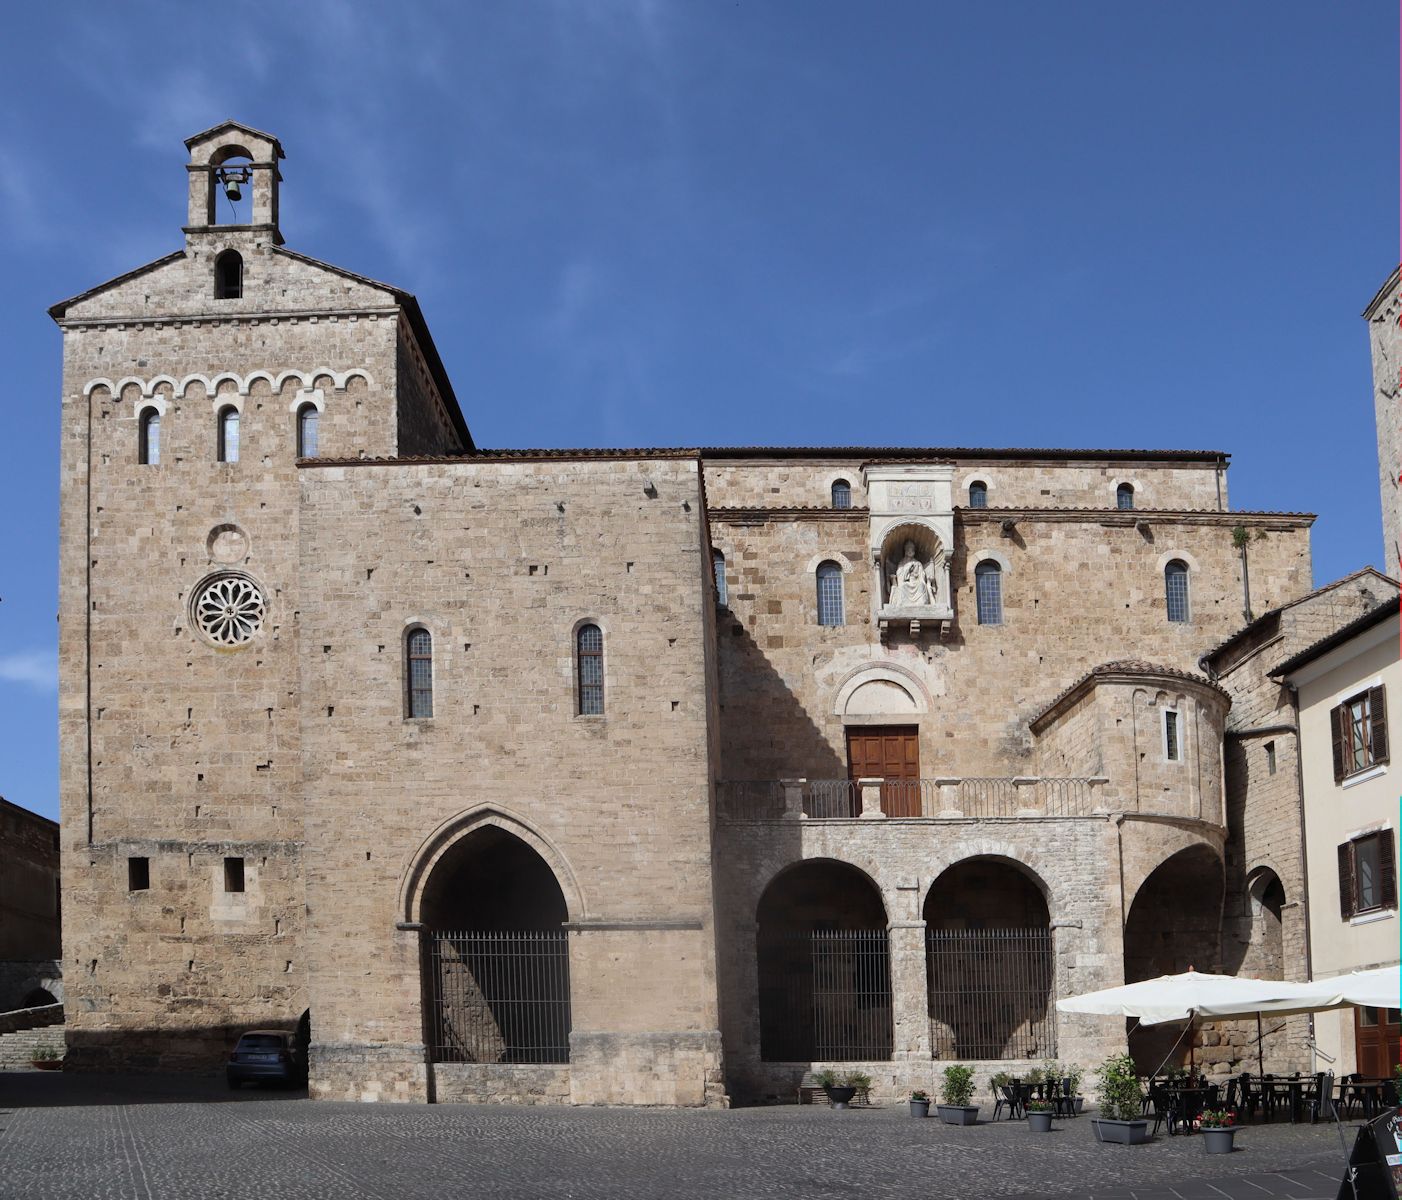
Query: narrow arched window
831,479,852,509
816,561,844,627
577,624,604,715
217,406,240,463
139,409,160,466
214,250,243,300
968,481,988,508
297,403,319,458
712,550,727,607
1165,560,1190,623
975,560,1003,625
406,628,433,718
1117,483,1135,510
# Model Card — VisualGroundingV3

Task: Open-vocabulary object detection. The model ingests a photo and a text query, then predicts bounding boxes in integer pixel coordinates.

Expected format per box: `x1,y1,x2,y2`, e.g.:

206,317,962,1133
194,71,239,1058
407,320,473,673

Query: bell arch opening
924,858,1056,1060
755,860,892,1062
420,827,571,1064
1123,843,1224,1071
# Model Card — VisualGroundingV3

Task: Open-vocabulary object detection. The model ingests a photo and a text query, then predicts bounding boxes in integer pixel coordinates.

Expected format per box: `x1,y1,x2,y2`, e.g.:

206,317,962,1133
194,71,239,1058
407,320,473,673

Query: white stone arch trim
144,374,178,397
81,368,375,404
1156,549,1201,575
288,387,326,414
134,396,168,420
832,661,932,716
969,548,1012,574
804,551,857,575
398,803,587,926
824,470,859,506
755,856,890,925
210,392,246,416
113,376,146,401
960,471,993,500
83,378,115,398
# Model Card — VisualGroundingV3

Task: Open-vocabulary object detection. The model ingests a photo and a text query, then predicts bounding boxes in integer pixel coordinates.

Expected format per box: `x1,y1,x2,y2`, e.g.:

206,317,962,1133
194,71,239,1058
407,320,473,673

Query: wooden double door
1354,1005,1402,1077
846,726,921,817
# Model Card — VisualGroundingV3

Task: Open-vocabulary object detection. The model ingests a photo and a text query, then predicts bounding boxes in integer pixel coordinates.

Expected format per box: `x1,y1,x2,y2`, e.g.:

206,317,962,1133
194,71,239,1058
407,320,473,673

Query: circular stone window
191,572,267,647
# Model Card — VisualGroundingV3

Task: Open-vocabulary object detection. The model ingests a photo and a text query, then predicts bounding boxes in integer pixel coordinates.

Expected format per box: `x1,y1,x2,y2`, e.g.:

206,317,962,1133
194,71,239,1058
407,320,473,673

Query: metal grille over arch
924,858,1056,1060
755,860,892,1062
420,826,572,1065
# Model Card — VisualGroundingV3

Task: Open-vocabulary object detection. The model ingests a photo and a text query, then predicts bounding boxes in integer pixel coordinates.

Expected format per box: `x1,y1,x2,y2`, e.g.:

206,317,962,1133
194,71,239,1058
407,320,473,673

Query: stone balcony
715,775,1223,825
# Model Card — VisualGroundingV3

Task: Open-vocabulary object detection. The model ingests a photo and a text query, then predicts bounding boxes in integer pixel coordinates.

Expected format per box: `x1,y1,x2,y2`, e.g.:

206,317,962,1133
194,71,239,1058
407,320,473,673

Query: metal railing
758,930,893,1062
927,927,1056,1060
716,777,1106,821
425,931,571,1064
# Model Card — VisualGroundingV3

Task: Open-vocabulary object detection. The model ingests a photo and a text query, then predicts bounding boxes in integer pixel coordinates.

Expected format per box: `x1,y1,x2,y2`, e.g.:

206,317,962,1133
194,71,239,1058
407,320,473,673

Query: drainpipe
1285,682,1315,1070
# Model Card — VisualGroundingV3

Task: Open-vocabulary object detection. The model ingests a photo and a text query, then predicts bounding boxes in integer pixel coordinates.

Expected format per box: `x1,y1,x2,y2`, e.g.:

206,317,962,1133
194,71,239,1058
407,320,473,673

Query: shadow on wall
60,1012,308,1078
716,617,846,780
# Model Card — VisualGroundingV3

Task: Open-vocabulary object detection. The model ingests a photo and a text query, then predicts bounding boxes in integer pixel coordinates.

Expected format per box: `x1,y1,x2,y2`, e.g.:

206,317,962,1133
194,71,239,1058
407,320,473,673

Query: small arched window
297,403,319,458
217,406,240,463
577,624,604,715
975,560,1003,625
968,481,988,508
816,561,844,627
831,479,852,509
1117,483,1135,510
139,409,160,466
1165,560,1190,623
712,550,727,607
214,250,243,300
406,628,433,718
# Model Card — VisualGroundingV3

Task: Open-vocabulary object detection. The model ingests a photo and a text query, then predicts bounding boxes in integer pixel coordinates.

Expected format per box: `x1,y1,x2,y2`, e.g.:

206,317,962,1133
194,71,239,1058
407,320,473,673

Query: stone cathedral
51,122,1388,1105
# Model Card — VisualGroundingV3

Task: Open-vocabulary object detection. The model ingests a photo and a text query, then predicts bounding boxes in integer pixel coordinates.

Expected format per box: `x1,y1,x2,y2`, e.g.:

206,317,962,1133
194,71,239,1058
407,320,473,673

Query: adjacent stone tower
1365,265,1402,574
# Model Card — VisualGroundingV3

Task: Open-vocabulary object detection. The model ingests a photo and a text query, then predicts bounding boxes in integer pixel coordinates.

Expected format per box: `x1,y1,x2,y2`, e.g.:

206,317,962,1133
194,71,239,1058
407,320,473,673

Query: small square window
128,857,150,892
223,857,245,894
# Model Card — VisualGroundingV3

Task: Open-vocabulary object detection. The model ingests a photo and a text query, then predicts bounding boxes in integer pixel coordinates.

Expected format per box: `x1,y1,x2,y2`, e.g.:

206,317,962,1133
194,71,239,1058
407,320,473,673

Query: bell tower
184,120,284,245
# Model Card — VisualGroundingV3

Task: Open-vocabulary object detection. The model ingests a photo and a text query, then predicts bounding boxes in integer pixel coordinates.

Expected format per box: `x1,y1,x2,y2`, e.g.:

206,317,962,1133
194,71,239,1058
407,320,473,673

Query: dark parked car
226,1030,306,1089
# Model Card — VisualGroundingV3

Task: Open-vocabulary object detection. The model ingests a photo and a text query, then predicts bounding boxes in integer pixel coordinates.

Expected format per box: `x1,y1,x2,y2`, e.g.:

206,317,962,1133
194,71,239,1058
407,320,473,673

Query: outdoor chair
1338,1073,1364,1119
1302,1071,1335,1123
1236,1073,1261,1122
1221,1077,1238,1115
1147,1085,1177,1137
1382,1080,1399,1107
997,1084,1025,1120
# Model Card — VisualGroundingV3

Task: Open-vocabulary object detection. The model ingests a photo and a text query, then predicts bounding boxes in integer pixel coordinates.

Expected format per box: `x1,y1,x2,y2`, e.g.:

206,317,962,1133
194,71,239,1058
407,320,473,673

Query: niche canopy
864,464,955,642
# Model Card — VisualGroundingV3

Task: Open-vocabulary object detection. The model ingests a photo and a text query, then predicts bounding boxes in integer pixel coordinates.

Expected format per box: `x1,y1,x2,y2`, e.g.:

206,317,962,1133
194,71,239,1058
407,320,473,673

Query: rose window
193,574,266,646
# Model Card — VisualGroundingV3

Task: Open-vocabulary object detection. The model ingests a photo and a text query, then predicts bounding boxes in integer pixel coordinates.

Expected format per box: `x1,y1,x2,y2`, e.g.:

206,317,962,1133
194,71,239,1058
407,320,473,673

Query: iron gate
926,927,1055,1059
758,930,893,1061
426,930,571,1064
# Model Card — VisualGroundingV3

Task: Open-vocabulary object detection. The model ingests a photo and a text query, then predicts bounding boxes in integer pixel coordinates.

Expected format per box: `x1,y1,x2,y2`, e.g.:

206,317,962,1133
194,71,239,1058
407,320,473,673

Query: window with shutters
974,560,1002,625
968,481,988,508
1164,560,1190,623
1331,686,1389,782
576,623,604,715
405,627,433,719
831,479,852,509
1337,830,1397,919
139,409,161,465
816,561,844,626
712,550,727,607
217,405,240,463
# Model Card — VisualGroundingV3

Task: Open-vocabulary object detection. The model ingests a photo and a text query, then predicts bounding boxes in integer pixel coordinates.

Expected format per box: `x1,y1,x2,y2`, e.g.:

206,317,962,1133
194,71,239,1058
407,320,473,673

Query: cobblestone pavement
0,1074,1364,1200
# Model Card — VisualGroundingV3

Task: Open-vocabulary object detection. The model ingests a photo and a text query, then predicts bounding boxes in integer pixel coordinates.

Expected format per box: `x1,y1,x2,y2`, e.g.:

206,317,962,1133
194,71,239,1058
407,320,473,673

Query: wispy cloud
0,649,57,693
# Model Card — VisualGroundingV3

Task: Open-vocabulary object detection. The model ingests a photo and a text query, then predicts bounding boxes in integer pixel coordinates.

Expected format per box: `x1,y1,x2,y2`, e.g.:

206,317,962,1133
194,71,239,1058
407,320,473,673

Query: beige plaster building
1276,596,1400,1078
50,122,1369,1105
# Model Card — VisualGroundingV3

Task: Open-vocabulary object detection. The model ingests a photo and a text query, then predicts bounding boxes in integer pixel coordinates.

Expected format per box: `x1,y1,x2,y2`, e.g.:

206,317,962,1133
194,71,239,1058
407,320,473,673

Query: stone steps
0,1026,66,1070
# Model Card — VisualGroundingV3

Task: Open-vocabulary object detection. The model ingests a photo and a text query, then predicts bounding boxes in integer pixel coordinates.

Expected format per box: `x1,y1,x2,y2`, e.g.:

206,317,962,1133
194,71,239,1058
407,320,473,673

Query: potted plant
937,1064,979,1125
817,1069,857,1109
1026,1099,1054,1132
30,1045,62,1071
1200,1109,1237,1154
1066,1063,1086,1115
1092,1053,1150,1145
845,1071,873,1107
910,1089,931,1118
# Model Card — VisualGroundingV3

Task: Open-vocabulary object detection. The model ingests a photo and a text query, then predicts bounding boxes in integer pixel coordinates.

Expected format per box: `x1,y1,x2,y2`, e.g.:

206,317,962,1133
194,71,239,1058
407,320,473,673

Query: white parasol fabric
1055,969,1299,1025
1203,966,1401,1021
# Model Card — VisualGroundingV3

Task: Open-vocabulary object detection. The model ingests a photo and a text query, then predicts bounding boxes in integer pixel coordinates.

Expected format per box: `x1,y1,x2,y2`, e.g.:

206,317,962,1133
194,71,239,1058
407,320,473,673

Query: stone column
1013,776,1040,816
888,879,930,1060
780,778,806,821
858,778,885,819
935,777,961,817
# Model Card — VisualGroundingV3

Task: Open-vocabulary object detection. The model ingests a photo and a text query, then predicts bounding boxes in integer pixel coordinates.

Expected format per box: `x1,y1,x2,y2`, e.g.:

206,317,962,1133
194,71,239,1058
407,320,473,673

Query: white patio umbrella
1056,969,1310,1075
1203,966,1402,1020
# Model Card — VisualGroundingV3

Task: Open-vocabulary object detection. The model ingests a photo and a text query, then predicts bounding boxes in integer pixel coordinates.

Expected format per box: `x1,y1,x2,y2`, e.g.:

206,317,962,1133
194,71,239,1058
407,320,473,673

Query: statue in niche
887,539,939,607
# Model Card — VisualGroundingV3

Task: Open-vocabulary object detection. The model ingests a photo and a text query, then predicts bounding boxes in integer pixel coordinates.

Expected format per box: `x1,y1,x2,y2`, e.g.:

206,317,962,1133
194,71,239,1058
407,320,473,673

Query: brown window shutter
1381,831,1397,910
1370,686,1389,765
1331,704,1346,782
1338,841,1356,920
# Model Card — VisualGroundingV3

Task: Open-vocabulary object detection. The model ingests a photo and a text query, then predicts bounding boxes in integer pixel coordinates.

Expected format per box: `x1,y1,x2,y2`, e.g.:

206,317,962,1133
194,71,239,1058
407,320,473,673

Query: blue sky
0,2,1396,821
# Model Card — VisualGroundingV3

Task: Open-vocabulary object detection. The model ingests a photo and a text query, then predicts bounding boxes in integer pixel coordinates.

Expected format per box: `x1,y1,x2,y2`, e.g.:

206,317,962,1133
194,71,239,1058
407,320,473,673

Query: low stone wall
432,1063,571,1105
570,1031,728,1107
0,1004,64,1037
310,1043,429,1103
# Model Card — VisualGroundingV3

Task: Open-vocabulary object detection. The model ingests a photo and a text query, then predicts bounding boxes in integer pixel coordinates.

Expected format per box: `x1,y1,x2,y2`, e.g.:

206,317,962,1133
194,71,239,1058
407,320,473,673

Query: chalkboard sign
1337,1107,1402,1200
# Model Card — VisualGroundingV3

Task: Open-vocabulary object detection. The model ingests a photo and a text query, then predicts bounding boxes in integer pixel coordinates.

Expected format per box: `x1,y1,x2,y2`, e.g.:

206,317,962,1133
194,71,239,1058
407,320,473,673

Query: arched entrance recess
420,826,571,1064
1123,844,1224,1071
924,858,1056,1060
756,860,893,1062
21,987,57,1009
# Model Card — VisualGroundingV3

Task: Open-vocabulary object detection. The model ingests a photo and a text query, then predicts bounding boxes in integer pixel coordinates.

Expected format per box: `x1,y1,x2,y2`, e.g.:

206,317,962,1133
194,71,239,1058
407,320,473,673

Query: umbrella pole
1256,1012,1264,1077
1189,1014,1195,1074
